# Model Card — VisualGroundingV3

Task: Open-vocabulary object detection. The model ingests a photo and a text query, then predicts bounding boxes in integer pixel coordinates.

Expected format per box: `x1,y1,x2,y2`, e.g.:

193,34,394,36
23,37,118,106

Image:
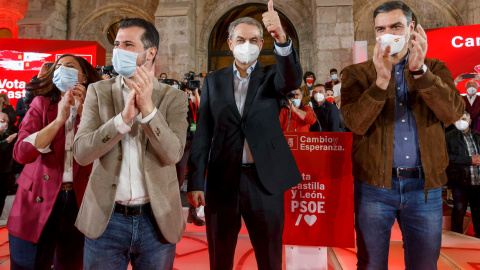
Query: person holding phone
8,54,101,270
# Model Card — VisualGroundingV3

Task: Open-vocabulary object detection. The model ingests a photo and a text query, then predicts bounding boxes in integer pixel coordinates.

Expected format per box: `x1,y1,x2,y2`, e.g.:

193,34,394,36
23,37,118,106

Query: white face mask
331,74,338,81
112,48,148,78
314,93,325,102
172,85,179,89
376,33,408,56
233,41,260,65
467,87,477,96
0,122,7,132
53,66,79,92
455,120,469,131
291,99,301,107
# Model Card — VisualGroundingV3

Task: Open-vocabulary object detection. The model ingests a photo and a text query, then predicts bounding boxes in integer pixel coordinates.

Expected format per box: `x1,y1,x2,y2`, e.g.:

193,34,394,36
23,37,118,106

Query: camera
96,65,118,78
184,72,206,90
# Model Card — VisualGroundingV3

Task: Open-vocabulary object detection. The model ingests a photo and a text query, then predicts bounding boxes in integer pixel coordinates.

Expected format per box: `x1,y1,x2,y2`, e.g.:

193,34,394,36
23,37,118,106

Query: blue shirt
392,52,422,167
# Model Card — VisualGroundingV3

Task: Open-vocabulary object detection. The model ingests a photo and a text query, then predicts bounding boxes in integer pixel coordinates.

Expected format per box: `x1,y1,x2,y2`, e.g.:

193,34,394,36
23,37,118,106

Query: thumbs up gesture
262,0,287,43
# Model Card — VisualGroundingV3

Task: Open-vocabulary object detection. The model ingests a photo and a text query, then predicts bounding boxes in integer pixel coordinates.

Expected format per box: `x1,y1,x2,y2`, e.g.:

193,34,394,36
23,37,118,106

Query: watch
410,64,427,76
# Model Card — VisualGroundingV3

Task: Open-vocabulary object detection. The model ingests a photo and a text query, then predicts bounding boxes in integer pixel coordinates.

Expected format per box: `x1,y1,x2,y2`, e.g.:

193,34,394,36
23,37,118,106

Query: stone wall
17,0,68,40
313,0,354,84
12,0,478,82
155,0,196,80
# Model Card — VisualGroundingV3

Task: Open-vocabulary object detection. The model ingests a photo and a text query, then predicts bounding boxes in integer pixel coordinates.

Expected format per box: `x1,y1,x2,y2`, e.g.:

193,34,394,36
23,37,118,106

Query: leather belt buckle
241,163,255,173
60,183,74,191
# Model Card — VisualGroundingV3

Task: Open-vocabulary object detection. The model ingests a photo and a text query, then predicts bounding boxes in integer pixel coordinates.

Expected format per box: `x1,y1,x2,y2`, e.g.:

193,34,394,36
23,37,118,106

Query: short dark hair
329,69,337,74
118,18,159,62
373,1,414,25
313,84,325,89
303,71,316,84
326,88,334,93
160,73,167,78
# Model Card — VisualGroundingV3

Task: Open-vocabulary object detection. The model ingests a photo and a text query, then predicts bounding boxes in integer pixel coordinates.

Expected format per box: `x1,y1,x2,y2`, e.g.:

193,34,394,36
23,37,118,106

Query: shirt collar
233,61,257,80
395,50,409,68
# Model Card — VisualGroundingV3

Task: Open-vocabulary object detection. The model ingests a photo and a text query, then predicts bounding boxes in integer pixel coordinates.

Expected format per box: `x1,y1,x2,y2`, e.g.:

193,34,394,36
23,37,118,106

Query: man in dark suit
187,1,303,269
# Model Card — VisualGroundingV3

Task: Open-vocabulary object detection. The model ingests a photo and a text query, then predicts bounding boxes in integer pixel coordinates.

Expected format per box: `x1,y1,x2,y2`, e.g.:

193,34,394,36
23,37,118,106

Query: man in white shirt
73,18,188,269
187,1,303,269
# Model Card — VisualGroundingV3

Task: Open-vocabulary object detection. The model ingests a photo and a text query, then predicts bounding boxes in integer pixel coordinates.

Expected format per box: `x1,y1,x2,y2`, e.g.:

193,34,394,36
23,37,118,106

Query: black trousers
0,172,15,217
205,167,284,270
9,190,84,270
451,185,480,238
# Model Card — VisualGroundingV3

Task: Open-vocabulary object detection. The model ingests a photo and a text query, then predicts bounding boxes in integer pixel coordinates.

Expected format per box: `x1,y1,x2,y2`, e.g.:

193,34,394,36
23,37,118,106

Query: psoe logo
285,135,298,150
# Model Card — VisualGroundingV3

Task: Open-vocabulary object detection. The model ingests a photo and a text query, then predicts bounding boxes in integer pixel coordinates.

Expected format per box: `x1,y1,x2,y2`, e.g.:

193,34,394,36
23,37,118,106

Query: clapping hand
6,133,17,143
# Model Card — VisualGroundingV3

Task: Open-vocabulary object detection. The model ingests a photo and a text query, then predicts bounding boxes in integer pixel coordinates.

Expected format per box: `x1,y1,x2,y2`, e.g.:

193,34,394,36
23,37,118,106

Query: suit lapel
223,64,242,122
242,62,264,119
112,76,124,116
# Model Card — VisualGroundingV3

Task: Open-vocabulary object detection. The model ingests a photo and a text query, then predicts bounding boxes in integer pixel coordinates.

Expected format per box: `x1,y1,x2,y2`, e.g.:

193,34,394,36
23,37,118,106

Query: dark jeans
9,189,84,270
205,168,284,270
0,172,15,216
451,185,480,238
354,178,443,270
83,209,176,270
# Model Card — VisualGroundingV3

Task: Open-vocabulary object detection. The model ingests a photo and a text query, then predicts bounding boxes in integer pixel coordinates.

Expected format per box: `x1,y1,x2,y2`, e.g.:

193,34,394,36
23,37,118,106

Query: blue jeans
9,190,84,270
354,178,443,270
83,209,176,270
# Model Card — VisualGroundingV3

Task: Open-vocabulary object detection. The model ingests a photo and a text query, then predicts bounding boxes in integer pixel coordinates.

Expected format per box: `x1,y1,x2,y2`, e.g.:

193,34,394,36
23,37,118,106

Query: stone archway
196,0,314,74
73,2,156,64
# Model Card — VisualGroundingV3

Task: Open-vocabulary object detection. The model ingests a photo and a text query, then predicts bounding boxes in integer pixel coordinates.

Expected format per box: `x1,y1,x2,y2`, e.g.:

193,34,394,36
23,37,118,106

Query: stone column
17,0,68,40
313,0,354,84
154,0,196,80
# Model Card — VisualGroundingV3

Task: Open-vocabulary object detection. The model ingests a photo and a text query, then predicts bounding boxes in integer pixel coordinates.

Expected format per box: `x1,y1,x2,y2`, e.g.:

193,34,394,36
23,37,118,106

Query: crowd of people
0,0,479,269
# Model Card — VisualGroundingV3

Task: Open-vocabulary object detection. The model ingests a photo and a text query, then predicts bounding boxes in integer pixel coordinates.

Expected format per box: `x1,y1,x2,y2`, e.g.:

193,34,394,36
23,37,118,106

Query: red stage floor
0,209,479,269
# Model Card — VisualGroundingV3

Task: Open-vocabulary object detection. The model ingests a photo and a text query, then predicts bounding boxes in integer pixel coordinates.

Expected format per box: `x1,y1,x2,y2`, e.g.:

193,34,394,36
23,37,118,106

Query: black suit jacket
445,129,480,186
188,48,303,196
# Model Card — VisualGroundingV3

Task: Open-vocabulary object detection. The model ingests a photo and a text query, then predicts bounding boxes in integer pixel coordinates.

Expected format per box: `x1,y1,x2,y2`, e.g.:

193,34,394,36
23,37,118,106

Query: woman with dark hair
8,54,101,270
300,71,316,105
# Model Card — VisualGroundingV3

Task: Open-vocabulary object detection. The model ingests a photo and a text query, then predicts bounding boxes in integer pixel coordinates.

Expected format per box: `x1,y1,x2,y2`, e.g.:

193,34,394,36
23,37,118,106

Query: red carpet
0,209,479,269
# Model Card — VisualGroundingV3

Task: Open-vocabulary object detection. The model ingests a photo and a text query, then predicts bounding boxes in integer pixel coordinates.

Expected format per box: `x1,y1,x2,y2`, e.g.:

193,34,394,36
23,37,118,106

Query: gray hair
228,17,263,40
464,111,471,121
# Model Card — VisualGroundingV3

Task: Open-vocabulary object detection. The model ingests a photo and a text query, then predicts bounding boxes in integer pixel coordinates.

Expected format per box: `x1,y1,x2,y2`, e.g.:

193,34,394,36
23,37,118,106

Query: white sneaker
197,205,205,217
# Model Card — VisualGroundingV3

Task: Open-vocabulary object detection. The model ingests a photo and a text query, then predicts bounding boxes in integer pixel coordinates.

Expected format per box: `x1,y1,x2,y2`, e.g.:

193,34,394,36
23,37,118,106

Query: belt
392,167,424,179
241,163,256,173
59,183,73,191
114,203,151,216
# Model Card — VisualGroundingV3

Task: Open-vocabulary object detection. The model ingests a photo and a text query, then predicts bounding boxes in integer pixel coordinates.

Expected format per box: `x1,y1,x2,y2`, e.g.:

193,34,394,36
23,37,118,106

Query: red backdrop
283,132,354,248
425,24,480,94
0,38,106,107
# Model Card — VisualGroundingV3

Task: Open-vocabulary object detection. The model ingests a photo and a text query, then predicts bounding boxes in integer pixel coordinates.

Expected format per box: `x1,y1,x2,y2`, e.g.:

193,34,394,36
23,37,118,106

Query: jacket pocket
17,176,33,191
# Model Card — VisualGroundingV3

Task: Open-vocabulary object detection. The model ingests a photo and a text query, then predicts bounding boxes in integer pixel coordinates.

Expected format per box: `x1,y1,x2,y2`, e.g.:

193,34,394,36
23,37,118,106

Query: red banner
283,132,354,248
0,38,106,107
425,24,480,94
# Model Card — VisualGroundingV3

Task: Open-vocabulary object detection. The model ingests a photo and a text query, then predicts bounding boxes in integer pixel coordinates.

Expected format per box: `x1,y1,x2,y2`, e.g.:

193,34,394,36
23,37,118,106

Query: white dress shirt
112,78,157,205
333,83,342,97
24,101,78,183
232,41,293,164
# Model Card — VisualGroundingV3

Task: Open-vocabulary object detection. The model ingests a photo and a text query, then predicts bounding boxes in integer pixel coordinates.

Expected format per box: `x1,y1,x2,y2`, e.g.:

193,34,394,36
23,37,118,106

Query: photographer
280,89,316,132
